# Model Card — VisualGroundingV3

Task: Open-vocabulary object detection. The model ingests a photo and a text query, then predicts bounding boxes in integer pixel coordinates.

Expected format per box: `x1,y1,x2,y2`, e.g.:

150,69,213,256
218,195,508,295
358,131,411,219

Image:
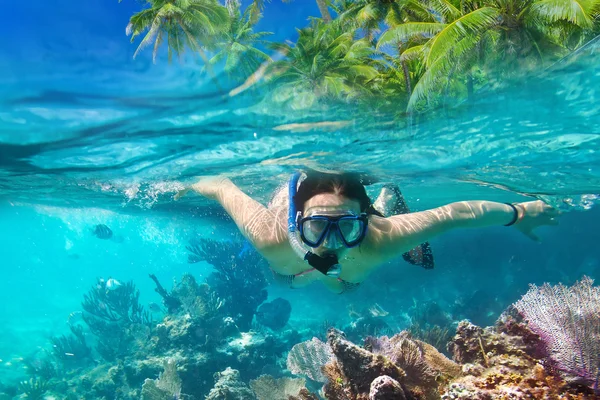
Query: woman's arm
175,177,287,251
365,200,558,265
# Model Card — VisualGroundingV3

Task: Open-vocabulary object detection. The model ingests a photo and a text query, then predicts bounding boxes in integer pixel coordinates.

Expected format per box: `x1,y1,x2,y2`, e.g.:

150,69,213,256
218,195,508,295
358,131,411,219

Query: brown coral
443,320,600,400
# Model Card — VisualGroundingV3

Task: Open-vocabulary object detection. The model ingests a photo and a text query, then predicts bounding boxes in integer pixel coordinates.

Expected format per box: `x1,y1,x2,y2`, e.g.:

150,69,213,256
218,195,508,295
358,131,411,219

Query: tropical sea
1,0,600,399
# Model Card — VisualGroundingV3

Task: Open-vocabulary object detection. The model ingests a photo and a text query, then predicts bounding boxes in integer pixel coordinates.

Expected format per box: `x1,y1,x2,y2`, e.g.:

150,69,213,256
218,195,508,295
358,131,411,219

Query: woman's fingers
174,188,190,201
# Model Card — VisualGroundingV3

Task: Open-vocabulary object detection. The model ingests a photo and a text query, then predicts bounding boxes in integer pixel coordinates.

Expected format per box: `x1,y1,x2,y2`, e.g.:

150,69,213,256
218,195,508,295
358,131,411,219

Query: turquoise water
1,1,600,398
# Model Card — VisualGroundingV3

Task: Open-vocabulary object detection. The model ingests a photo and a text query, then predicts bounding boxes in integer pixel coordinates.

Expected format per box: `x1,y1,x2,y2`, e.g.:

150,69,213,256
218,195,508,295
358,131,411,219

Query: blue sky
0,0,319,68
0,0,322,98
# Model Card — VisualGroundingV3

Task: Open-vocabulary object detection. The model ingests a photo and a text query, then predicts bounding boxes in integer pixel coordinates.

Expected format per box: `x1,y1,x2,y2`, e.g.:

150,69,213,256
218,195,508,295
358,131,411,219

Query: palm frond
425,7,499,68
378,23,447,48
528,0,594,28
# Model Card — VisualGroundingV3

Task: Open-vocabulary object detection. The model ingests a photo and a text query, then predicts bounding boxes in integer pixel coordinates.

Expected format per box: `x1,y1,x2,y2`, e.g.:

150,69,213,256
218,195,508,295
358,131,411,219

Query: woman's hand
174,176,231,201
514,200,560,242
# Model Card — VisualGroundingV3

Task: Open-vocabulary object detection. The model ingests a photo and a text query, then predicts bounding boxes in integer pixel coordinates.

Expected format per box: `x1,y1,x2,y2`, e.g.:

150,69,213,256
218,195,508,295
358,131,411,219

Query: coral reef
287,337,334,382
82,279,151,325
82,279,153,361
188,238,269,331
285,315,598,400
408,300,455,356
441,316,597,400
256,297,292,330
344,315,392,342
369,375,406,400
50,323,93,367
206,367,256,400
365,331,461,394
17,247,600,400
513,276,600,390
249,375,307,400
141,359,182,400
323,328,408,398
22,356,58,381
17,377,51,400
149,273,182,313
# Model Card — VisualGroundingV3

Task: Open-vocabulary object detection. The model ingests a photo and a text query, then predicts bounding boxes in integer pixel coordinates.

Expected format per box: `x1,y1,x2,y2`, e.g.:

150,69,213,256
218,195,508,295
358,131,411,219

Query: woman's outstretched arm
175,177,287,251
365,200,559,265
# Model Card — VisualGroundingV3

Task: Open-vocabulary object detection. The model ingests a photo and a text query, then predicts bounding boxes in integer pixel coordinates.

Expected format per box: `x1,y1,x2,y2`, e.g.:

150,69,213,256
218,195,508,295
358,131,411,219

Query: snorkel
288,172,342,277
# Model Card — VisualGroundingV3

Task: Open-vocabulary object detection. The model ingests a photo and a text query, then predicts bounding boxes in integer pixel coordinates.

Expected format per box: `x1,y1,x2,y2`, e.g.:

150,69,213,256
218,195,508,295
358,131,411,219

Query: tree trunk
401,60,412,97
315,0,332,22
401,59,415,134
466,70,474,101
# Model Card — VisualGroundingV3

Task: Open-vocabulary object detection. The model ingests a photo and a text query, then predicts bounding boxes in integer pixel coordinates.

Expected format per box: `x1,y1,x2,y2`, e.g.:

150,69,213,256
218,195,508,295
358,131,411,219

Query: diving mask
297,210,368,249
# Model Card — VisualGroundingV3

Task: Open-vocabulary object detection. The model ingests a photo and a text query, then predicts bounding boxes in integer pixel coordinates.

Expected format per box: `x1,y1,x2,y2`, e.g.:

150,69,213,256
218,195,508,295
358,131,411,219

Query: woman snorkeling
175,171,559,294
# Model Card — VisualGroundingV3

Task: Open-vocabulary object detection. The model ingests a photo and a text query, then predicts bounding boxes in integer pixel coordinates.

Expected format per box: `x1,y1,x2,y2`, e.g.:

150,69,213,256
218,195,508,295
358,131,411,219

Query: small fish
148,302,163,313
368,303,389,318
68,311,84,324
92,224,113,240
106,278,122,291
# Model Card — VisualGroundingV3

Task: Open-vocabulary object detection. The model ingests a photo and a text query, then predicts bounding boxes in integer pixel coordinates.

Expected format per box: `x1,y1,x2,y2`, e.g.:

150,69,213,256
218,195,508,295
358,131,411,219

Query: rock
256,298,292,330
326,329,405,396
369,375,406,400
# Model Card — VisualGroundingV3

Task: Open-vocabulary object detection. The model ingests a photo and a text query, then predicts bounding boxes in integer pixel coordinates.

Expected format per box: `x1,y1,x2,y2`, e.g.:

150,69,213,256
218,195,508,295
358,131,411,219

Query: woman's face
302,193,361,256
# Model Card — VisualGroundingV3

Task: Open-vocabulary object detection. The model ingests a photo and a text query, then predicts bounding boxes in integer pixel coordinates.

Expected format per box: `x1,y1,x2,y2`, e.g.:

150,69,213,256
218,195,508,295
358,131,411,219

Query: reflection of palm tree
378,0,600,110
266,19,379,108
208,3,273,79
336,0,433,38
126,0,229,63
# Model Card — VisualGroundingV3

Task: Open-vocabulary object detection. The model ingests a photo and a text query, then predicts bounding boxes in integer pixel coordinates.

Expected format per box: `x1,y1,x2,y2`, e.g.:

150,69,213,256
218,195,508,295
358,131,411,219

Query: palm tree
126,0,229,63
264,19,380,109
378,0,600,111
208,3,273,79
335,0,435,39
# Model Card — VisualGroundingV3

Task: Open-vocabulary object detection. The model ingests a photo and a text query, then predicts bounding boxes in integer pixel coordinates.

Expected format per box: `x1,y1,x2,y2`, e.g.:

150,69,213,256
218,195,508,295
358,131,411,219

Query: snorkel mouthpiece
304,252,342,277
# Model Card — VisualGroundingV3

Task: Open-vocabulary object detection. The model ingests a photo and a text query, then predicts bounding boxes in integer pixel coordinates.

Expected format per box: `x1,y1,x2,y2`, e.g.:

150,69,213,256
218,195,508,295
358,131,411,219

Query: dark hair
293,171,384,216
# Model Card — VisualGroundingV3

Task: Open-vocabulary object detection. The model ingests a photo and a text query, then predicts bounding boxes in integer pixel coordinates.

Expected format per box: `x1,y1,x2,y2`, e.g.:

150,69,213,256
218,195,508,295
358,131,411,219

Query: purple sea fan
513,276,600,391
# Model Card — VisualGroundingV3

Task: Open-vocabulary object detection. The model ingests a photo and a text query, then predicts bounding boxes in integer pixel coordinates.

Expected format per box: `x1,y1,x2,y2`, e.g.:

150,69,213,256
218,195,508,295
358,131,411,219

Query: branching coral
18,377,51,400
408,300,455,356
408,322,453,356
23,356,58,380
50,323,93,366
80,280,152,361
513,276,600,391
169,274,223,320
148,273,182,313
82,280,151,325
187,238,268,330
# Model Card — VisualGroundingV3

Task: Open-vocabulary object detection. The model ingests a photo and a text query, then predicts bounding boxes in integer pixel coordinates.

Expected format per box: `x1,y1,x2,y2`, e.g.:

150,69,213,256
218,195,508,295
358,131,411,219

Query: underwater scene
1,0,600,399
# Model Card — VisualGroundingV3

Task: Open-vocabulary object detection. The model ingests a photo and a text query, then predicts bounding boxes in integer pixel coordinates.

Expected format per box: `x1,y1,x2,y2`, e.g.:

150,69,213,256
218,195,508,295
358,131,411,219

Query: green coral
18,377,51,400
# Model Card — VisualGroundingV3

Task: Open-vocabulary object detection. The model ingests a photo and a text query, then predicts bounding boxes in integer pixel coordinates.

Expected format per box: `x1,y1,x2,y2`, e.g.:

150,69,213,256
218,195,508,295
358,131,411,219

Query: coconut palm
265,19,380,109
208,3,273,79
335,0,436,39
378,0,600,111
126,0,229,63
